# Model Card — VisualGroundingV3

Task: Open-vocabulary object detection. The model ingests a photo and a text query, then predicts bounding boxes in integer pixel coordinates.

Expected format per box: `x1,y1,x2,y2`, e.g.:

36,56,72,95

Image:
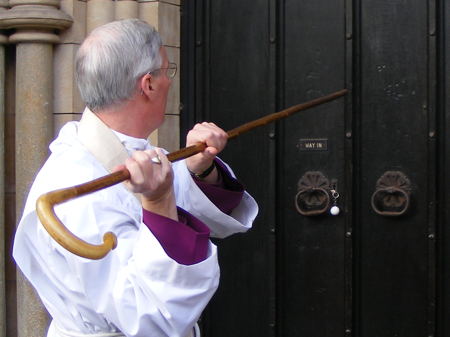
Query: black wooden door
181,1,450,336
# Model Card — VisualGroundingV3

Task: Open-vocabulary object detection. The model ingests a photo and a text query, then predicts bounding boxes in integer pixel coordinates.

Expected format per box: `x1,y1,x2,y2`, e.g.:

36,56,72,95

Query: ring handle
370,171,412,217
294,171,332,216
295,187,331,216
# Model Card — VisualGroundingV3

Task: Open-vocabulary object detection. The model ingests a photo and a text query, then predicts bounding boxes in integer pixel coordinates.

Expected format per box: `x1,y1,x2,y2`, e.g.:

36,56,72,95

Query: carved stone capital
0,0,72,43
0,6,9,44
9,29,59,42
10,0,61,7
0,4,72,30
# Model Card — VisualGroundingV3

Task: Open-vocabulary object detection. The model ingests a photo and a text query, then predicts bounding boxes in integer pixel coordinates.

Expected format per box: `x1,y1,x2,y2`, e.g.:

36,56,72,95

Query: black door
181,1,450,336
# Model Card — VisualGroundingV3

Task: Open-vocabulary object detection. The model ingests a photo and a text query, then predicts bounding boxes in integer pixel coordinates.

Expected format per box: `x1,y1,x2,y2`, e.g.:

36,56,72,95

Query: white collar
111,130,152,155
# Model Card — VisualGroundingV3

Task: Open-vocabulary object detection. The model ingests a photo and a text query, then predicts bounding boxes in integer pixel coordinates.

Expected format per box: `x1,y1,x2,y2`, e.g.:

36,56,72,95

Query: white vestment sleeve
172,159,258,238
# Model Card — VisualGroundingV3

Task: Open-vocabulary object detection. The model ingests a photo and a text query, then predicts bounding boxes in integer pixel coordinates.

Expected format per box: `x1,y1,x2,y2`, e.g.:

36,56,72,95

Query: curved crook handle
36,89,348,260
36,170,130,259
371,186,410,217
295,188,330,216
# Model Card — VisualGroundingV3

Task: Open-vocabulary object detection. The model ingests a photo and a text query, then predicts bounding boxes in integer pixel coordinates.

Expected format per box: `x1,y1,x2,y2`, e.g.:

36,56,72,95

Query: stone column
0,2,72,337
86,0,113,33
139,0,180,151
115,0,138,20
0,4,8,337
54,0,86,133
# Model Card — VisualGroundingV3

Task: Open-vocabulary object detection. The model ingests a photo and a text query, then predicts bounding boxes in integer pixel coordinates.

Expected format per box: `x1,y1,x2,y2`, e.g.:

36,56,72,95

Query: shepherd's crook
36,89,348,260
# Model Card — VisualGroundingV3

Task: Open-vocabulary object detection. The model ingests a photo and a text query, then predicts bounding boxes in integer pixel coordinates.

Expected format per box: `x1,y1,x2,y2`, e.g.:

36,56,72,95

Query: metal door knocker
295,171,340,216
371,171,412,217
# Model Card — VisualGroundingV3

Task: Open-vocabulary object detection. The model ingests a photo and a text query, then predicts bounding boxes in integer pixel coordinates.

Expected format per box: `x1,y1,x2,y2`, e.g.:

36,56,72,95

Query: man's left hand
185,122,227,179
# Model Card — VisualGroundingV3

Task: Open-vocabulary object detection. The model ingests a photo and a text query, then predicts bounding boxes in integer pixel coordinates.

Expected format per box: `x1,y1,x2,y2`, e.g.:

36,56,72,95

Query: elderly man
13,19,258,337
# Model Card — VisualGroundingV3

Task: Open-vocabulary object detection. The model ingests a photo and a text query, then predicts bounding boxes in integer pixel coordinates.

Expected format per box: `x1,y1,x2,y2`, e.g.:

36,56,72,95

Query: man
13,19,258,337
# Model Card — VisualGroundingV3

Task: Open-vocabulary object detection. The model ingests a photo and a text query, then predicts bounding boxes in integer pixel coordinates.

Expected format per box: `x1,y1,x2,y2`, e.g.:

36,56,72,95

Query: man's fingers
132,150,152,164
188,124,227,150
205,147,219,157
125,157,145,186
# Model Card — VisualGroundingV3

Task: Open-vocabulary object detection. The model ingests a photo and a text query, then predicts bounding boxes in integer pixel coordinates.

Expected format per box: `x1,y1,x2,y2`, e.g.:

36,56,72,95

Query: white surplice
13,109,258,337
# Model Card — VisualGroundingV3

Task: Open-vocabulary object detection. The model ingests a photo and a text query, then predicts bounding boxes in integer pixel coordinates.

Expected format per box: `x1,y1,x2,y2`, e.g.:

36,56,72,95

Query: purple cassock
143,160,245,265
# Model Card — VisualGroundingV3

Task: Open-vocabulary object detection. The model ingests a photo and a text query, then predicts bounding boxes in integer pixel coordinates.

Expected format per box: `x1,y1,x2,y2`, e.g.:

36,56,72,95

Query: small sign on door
297,138,328,151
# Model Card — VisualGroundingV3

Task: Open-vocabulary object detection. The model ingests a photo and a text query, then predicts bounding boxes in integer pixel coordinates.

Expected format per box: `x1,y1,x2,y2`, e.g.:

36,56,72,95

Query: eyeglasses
148,62,177,79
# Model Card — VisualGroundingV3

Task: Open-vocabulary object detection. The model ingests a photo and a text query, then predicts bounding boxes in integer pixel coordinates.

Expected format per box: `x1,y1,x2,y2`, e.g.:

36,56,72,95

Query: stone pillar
139,0,180,151
86,0,113,33
15,42,53,337
115,0,138,20
0,2,72,336
14,41,62,337
0,4,8,337
54,0,86,133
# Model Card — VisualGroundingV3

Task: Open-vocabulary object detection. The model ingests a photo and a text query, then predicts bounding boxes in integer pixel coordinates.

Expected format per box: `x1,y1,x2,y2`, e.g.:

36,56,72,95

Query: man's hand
185,122,228,182
122,148,178,221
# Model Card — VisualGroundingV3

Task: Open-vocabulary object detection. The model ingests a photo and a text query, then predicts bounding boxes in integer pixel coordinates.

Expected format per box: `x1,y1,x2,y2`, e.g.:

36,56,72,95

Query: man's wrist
142,192,178,221
188,161,216,179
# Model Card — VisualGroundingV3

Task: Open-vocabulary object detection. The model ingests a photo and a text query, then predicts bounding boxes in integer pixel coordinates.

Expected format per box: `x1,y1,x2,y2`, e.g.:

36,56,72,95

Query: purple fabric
143,207,210,265
193,160,245,214
142,160,244,265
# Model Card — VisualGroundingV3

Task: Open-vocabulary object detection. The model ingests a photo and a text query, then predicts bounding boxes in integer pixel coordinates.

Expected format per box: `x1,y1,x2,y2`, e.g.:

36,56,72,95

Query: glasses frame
148,62,177,79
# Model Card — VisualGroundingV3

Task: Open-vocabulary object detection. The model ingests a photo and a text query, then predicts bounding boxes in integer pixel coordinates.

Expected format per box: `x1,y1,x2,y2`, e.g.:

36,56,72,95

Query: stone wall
0,1,181,336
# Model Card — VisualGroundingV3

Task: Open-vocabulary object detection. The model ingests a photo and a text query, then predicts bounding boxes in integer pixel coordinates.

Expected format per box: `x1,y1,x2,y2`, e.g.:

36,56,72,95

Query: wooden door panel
187,1,278,336
281,0,348,336
443,3,450,336
358,1,432,336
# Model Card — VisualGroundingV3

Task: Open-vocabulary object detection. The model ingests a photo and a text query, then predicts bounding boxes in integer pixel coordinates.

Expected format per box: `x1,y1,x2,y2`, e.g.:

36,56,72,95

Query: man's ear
140,73,154,97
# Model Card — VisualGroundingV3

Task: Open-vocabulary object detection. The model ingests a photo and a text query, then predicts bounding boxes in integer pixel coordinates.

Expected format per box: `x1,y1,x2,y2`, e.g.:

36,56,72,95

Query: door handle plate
371,171,411,217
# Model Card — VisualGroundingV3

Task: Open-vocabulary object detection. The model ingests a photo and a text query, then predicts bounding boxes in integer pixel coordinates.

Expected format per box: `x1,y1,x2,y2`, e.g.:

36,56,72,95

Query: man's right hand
124,148,178,221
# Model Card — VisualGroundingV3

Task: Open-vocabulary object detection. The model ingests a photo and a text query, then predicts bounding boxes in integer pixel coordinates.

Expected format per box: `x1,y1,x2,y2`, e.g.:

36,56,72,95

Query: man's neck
94,100,153,139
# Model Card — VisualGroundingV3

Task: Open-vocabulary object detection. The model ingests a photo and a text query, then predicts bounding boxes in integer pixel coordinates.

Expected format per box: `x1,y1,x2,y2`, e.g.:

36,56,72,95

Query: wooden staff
36,89,348,260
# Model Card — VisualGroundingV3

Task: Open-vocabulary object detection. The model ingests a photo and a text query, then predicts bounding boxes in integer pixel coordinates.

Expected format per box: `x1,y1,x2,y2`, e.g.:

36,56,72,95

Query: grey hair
75,19,162,111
